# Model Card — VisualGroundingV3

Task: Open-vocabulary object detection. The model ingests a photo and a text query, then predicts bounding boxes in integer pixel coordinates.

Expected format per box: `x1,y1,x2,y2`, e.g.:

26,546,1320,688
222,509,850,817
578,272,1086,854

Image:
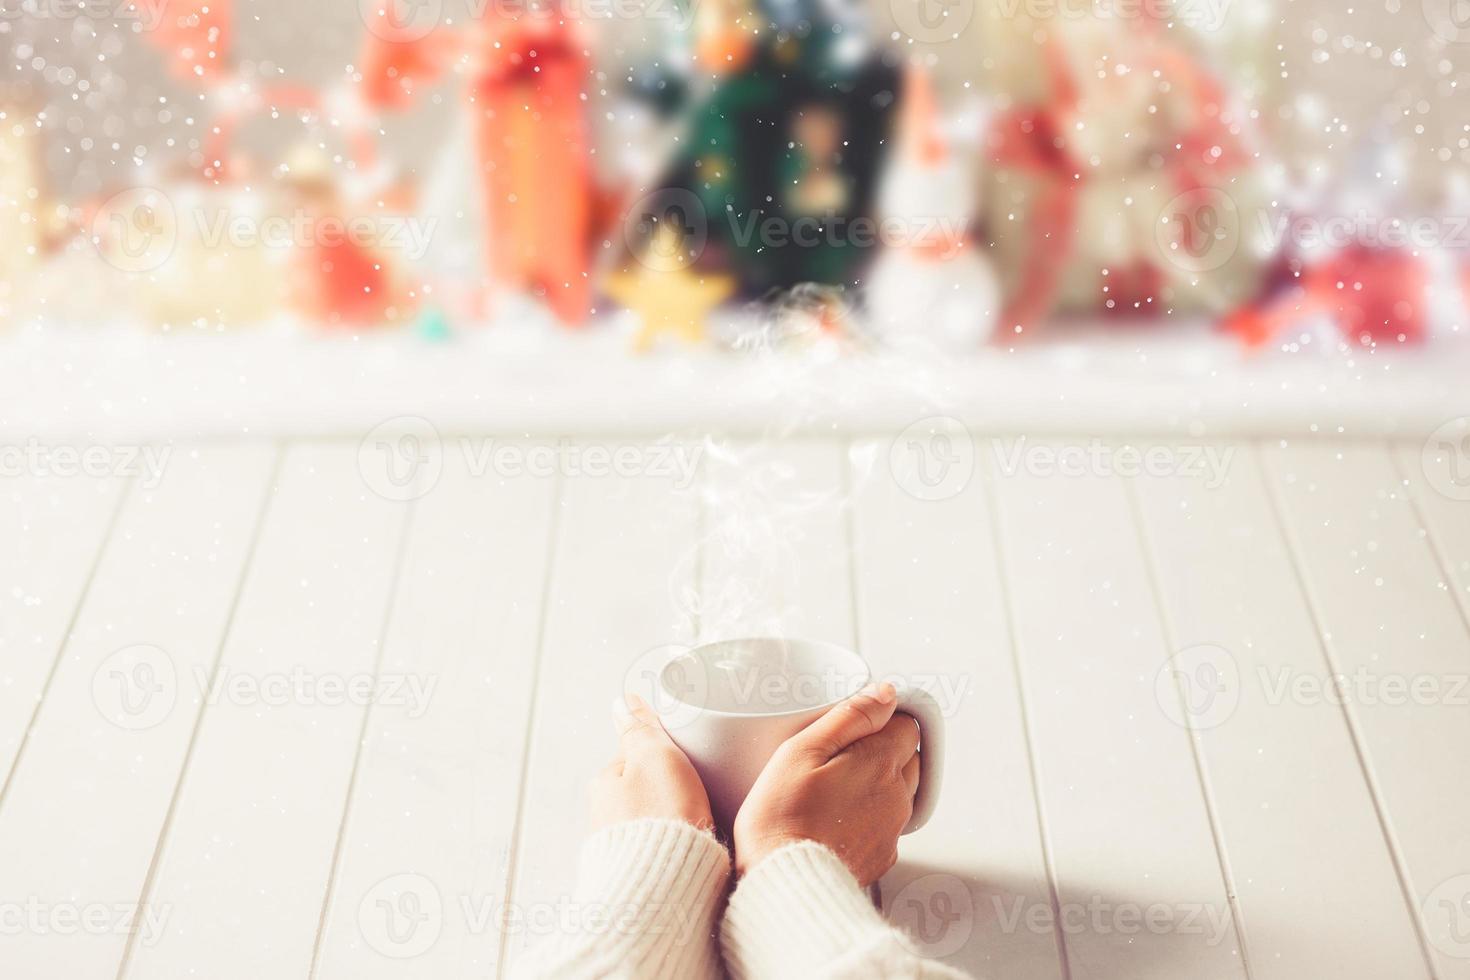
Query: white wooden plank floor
1,434,1468,980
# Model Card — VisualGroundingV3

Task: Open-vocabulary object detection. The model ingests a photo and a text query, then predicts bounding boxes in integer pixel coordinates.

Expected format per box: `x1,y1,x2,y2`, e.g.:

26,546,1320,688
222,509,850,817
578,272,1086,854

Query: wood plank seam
693,463,706,641
840,438,865,663
977,454,1074,980
1253,442,1440,977
306,490,422,980
1122,475,1257,980
492,468,567,980
1386,440,1470,641
0,475,133,816
109,444,285,980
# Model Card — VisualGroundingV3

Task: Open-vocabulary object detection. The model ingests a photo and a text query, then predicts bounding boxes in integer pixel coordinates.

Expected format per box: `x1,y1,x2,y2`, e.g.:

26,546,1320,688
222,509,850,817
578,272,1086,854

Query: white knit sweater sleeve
506,818,730,980
721,840,974,980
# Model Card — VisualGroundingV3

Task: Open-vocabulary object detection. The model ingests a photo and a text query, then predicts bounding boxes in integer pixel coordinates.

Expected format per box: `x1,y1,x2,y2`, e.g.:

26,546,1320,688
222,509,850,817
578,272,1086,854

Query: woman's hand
731,682,919,886
590,692,715,831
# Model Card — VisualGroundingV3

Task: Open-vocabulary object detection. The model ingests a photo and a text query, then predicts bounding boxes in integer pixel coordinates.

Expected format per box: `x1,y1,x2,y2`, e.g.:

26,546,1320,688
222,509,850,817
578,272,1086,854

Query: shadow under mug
651,637,945,835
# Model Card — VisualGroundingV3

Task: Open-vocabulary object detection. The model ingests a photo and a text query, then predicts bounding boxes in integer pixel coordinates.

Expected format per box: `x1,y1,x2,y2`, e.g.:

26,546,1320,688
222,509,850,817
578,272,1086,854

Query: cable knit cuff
565,818,731,976
720,840,889,980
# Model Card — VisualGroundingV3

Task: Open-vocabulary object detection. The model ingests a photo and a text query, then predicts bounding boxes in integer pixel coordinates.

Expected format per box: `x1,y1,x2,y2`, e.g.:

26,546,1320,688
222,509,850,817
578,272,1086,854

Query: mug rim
658,636,871,719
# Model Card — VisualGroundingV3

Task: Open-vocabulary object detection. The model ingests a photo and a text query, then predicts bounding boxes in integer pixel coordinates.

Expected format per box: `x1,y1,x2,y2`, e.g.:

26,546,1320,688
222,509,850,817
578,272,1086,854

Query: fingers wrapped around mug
589,693,717,831
732,685,922,886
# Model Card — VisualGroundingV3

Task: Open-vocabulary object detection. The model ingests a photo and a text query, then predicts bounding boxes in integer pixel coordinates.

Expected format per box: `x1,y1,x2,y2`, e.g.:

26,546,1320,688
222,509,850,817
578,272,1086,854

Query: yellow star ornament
604,224,735,351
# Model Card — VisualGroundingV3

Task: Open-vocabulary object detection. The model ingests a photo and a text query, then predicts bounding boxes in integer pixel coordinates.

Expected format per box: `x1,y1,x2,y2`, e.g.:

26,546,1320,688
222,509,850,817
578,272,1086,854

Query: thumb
614,691,672,750
790,682,898,760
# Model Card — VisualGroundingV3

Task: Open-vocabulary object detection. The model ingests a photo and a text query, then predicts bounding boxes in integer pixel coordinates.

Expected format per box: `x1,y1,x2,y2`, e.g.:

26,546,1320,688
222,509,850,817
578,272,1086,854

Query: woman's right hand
731,682,921,886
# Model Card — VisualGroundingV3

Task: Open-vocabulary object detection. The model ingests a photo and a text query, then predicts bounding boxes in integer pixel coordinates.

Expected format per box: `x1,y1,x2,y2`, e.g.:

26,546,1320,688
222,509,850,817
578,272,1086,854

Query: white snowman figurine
865,68,1000,351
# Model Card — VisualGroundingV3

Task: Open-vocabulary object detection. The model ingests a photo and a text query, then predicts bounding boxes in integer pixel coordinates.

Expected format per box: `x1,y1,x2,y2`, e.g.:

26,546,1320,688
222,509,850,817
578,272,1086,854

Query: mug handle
893,683,945,834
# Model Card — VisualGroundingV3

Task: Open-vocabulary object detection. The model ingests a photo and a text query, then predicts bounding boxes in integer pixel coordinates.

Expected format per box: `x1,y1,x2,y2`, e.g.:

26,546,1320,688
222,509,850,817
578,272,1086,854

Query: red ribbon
987,36,1251,332
356,14,596,325
135,0,233,83
1223,244,1428,348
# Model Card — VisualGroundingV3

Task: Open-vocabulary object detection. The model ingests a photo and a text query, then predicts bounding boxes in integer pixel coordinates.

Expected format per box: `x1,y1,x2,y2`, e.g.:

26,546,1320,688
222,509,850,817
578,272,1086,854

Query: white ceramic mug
648,637,945,834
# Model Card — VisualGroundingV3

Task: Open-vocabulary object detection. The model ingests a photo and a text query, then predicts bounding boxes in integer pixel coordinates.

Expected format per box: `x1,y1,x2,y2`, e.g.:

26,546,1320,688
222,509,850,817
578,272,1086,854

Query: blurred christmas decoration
981,8,1272,333
604,221,735,351
727,283,863,353
6,0,1468,362
283,146,414,328
469,10,597,325
0,103,41,322
95,2,420,330
635,0,903,298
356,6,600,326
1222,243,1440,351
415,306,453,343
139,0,235,83
135,182,290,330
865,68,999,350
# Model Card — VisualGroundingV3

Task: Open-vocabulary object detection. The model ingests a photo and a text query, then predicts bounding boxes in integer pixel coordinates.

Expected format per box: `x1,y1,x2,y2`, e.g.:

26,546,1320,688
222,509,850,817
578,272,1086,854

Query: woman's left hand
590,692,715,831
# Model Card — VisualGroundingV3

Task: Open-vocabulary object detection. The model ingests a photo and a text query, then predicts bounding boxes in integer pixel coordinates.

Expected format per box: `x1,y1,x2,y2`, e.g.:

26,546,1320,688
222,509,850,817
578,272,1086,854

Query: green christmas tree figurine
650,0,903,299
